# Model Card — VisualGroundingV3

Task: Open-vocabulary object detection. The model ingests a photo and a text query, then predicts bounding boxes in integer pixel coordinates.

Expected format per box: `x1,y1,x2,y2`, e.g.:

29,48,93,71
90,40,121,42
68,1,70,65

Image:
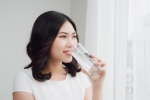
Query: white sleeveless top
13,68,90,100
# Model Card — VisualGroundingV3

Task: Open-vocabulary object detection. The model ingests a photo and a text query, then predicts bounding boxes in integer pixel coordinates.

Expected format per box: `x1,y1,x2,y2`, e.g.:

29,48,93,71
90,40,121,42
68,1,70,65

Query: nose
66,38,76,49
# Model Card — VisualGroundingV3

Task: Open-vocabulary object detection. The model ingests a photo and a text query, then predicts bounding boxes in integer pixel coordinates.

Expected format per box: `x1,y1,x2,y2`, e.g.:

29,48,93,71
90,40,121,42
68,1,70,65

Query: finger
97,61,106,67
90,55,102,62
99,67,106,76
97,57,102,62
81,67,94,80
91,56,106,67
81,67,88,75
90,54,96,58
93,58,104,65
93,58,102,63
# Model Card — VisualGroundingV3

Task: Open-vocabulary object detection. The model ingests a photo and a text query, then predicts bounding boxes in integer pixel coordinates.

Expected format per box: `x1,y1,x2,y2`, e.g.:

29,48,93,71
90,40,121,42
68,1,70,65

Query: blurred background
0,0,150,100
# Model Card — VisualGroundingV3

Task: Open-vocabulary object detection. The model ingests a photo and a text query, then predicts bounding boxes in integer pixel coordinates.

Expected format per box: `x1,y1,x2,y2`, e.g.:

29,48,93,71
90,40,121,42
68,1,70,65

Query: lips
63,51,72,56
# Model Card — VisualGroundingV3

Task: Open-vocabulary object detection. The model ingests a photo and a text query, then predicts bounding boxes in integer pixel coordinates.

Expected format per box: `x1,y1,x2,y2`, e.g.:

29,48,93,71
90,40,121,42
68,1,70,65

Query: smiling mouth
63,51,72,56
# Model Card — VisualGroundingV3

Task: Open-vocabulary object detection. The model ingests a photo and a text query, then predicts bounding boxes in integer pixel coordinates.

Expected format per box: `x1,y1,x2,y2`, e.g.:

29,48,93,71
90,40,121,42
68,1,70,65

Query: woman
13,11,106,100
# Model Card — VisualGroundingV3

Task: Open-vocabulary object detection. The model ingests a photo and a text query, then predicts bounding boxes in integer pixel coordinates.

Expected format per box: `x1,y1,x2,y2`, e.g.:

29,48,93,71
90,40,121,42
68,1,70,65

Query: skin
83,54,106,100
13,21,106,100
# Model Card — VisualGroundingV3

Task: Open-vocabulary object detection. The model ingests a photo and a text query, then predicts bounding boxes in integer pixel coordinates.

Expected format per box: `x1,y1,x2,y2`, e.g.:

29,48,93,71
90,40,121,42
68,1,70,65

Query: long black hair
25,11,81,82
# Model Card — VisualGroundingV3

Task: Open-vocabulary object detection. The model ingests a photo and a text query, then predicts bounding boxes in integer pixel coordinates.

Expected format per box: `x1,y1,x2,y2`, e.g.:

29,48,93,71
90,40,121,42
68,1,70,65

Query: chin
63,58,73,63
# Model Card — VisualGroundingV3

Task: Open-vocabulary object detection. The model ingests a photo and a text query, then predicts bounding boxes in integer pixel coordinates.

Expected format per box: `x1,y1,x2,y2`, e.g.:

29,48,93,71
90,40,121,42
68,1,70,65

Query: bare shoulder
13,92,35,100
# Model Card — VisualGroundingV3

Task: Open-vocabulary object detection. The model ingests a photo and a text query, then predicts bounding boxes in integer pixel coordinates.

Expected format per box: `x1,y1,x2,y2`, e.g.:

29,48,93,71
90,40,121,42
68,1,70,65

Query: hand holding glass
72,43,101,79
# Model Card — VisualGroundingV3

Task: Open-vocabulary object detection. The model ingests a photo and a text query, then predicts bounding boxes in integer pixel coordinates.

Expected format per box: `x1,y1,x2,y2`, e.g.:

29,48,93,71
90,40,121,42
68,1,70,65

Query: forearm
92,85,103,100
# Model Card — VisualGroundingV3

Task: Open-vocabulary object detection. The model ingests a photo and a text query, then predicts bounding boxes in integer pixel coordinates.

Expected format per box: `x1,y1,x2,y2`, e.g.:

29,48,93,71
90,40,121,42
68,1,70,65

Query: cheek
50,47,61,60
50,40,65,56
73,38,78,44
72,40,78,48
53,37,66,47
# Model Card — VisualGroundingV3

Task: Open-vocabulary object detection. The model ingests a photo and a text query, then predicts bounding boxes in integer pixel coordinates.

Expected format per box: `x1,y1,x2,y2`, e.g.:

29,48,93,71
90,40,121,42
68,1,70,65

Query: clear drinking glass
72,43,101,79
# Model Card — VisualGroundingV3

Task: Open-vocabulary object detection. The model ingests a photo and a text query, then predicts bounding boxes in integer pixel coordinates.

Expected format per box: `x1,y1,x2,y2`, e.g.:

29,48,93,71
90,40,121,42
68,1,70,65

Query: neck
42,60,66,75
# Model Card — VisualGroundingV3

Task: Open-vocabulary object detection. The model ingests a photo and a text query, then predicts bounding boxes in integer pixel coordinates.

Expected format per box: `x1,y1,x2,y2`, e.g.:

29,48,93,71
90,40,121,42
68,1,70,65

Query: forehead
59,21,75,33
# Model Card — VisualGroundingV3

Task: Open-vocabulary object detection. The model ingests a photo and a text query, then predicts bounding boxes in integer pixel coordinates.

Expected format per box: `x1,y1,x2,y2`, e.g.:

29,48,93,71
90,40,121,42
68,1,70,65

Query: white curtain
129,0,150,100
85,0,127,100
85,0,150,100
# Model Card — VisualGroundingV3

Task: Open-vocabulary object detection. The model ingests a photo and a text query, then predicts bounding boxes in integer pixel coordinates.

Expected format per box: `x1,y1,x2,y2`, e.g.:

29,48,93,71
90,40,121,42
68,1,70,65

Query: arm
84,85,103,100
92,85,103,100
83,54,106,100
84,87,92,100
13,92,35,100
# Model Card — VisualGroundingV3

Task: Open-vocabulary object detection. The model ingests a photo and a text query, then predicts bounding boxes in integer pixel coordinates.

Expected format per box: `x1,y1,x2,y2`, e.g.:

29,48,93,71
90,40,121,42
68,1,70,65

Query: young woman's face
50,21,77,63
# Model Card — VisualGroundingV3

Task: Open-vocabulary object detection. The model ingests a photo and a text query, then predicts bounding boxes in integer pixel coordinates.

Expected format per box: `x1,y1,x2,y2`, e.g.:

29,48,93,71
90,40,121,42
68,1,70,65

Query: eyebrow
59,32,76,34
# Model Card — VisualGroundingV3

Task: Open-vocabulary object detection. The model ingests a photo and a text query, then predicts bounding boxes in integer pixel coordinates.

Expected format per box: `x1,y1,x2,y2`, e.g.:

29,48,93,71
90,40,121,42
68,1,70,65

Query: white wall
0,0,71,100
71,0,87,46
